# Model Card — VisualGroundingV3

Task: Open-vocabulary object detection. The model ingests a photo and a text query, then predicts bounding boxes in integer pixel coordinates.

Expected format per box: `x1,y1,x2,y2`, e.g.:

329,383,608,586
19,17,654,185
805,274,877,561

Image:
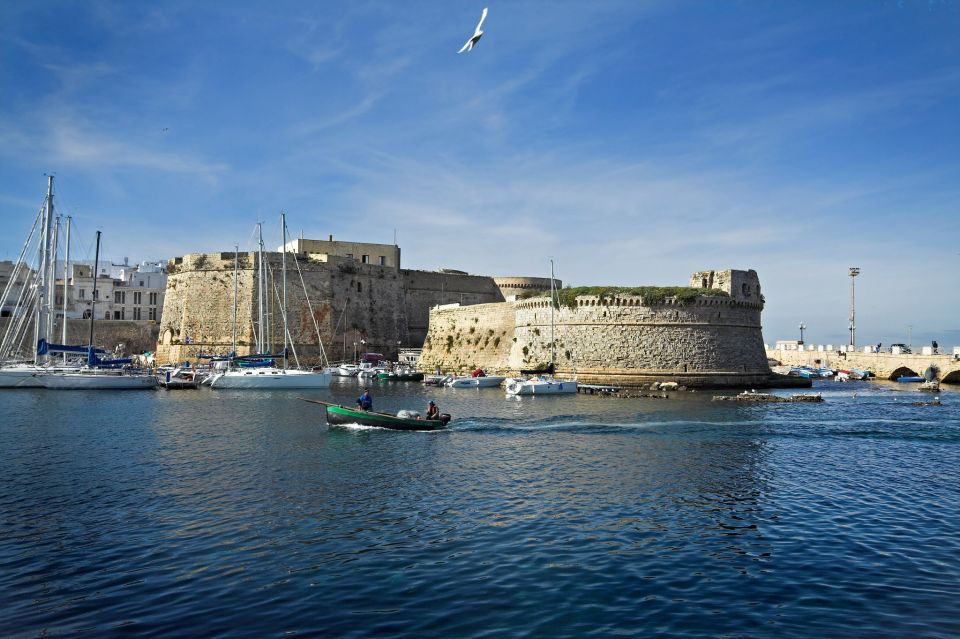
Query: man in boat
426,400,440,421
357,389,373,411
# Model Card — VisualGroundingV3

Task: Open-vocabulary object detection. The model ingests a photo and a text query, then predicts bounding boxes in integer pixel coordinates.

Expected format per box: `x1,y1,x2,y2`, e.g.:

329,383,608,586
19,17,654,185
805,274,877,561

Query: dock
578,383,622,394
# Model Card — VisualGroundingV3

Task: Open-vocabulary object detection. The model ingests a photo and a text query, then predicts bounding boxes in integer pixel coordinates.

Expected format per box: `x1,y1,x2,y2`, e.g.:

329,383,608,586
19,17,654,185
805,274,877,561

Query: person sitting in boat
357,389,373,411
426,400,440,421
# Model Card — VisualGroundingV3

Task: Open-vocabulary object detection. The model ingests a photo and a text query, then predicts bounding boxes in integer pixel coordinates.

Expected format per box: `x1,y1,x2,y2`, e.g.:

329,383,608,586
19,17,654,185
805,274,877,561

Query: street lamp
798,322,806,345
848,267,860,348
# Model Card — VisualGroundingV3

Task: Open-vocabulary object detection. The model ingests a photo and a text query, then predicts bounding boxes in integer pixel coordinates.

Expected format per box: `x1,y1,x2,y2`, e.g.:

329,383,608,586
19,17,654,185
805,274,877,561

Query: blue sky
1,0,958,347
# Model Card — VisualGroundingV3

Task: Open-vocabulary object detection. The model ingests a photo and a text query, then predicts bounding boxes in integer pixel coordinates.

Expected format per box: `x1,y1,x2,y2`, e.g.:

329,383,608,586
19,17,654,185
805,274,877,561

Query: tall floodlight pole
848,267,860,348
798,322,806,345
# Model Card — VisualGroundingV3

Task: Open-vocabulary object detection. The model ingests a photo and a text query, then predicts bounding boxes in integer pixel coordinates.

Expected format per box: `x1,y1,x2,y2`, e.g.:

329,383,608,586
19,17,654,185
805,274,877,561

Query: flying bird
458,7,488,53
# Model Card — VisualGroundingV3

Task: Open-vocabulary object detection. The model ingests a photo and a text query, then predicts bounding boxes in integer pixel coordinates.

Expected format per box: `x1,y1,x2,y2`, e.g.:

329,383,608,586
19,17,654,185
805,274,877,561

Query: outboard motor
440,413,452,426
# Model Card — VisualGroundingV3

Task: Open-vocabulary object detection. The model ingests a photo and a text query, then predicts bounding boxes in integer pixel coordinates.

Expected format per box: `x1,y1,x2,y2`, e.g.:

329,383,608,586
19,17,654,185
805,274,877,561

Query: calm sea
1,378,958,638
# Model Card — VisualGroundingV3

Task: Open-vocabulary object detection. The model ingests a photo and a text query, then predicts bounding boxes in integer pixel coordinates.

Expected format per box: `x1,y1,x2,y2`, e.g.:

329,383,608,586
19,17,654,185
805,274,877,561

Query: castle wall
419,302,517,374
402,270,505,347
418,270,773,388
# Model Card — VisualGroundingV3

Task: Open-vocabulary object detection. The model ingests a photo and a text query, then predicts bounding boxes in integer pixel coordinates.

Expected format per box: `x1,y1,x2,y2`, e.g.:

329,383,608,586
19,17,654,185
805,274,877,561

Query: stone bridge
766,349,960,384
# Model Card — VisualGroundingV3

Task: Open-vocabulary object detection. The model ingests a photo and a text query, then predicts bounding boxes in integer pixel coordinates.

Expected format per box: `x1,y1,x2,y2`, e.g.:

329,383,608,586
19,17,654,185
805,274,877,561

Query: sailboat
505,259,578,396
36,231,158,389
208,214,331,389
0,177,87,387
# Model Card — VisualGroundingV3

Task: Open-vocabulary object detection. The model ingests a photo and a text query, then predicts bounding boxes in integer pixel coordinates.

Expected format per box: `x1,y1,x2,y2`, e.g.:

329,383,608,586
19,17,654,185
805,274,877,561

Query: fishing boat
505,260,577,396
303,398,450,431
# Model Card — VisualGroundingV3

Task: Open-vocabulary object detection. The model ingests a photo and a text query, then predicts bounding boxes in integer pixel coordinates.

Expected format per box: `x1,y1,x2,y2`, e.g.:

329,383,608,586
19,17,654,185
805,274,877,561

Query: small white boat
447,375,506,388
159,367,204,389
333,364,360,377
39,368,159,390
208,367,332,389
505,376,578,396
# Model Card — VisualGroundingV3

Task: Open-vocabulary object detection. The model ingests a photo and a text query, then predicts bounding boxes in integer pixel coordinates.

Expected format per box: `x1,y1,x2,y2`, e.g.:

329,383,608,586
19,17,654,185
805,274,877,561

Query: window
139,281,144,287
149,307,157,321
114,311,121,319
357,282,363,293
149,292,158,305
378,256,386,266
104,312,110,320
78,288,85,299
133,292,142,305
361,255,369,264
133,307,142,320
93,289,99,300
116,291,125,304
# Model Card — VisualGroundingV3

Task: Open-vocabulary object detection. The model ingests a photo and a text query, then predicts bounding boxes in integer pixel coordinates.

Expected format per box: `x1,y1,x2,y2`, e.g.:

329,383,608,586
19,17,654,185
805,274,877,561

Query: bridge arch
888,366,920,381
942,369,960,384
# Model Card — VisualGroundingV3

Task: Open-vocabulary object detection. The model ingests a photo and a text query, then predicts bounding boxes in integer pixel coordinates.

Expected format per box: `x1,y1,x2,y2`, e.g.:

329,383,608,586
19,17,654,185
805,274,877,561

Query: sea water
1,379,958,638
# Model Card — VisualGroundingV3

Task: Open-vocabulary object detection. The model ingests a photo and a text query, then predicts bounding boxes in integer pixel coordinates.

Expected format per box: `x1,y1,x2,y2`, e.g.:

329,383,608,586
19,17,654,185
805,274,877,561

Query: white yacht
208,367,331,389
447,375,506,388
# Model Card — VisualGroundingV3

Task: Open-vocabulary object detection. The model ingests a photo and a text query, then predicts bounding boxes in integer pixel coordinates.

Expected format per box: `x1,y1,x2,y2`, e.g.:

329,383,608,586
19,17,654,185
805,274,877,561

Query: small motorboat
447,375,506,388
896,376,925,383
302,399,450,431
159,367,203,389
376,370,425,382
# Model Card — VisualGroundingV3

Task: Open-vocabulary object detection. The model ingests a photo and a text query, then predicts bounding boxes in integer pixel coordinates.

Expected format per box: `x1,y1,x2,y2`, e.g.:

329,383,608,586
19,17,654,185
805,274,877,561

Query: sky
1,0,958,347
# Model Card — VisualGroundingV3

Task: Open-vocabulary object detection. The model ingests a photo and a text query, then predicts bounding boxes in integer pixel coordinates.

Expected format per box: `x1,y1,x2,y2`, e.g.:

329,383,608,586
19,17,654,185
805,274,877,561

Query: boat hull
505,378,578,395
0,366,44,388
448,376,506,388
376,372,425,382
324,405,449,431
209,368,332,389
39,372,159,390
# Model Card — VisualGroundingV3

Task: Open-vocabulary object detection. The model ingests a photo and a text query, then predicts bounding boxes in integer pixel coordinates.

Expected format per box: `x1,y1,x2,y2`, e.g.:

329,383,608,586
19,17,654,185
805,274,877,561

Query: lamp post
798,322,806,345
848,267,860,348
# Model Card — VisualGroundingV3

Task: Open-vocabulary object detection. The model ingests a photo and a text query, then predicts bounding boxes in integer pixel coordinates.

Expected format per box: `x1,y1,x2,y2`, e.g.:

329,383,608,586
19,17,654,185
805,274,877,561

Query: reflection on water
0,379,958,638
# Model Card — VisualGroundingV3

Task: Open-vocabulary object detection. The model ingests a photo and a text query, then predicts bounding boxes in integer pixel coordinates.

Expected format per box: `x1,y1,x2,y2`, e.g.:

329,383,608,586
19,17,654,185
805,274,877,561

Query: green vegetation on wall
519,286,730,308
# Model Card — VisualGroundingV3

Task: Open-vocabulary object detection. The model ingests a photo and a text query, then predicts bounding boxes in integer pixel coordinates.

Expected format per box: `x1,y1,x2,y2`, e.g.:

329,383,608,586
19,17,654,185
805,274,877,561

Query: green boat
303,399,450,431
376,371,425,382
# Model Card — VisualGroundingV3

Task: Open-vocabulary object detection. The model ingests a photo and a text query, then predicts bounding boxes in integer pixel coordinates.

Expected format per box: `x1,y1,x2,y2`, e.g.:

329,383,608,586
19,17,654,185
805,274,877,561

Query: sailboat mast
62,216,71,362
34,176,55,362
281,212,288,368
88,231,101,348
550,258,556,366
257,223,264,354
232,244,238,355
47,216,60,345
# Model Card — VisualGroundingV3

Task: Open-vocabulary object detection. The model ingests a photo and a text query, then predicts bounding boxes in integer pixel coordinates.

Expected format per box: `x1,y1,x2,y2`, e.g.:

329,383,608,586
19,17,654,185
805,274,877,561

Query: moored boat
447,375,506,388
377,370,425,382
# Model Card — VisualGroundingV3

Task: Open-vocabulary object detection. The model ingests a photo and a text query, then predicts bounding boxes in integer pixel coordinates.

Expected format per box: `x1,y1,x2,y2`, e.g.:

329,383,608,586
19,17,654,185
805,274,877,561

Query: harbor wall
0,317,160,357
418,302,517,374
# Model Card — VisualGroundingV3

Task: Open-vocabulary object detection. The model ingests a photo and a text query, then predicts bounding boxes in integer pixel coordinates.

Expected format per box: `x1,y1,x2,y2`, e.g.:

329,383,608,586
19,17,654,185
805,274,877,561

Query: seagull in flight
458,7,488,53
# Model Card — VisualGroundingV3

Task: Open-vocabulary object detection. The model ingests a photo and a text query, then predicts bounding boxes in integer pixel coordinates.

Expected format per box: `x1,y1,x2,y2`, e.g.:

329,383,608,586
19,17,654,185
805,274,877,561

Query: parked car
889,343,912,353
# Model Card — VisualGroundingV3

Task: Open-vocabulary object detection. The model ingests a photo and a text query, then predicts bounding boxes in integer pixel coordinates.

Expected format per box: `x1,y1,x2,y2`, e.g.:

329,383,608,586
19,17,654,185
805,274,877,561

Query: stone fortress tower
419,268,774,389
155,238,510,365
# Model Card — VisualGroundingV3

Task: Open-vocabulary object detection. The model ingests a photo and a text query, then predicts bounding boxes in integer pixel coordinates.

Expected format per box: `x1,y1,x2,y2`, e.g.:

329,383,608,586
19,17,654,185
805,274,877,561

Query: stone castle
419,269,772,388
155,238,552,365
156,236,773,388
